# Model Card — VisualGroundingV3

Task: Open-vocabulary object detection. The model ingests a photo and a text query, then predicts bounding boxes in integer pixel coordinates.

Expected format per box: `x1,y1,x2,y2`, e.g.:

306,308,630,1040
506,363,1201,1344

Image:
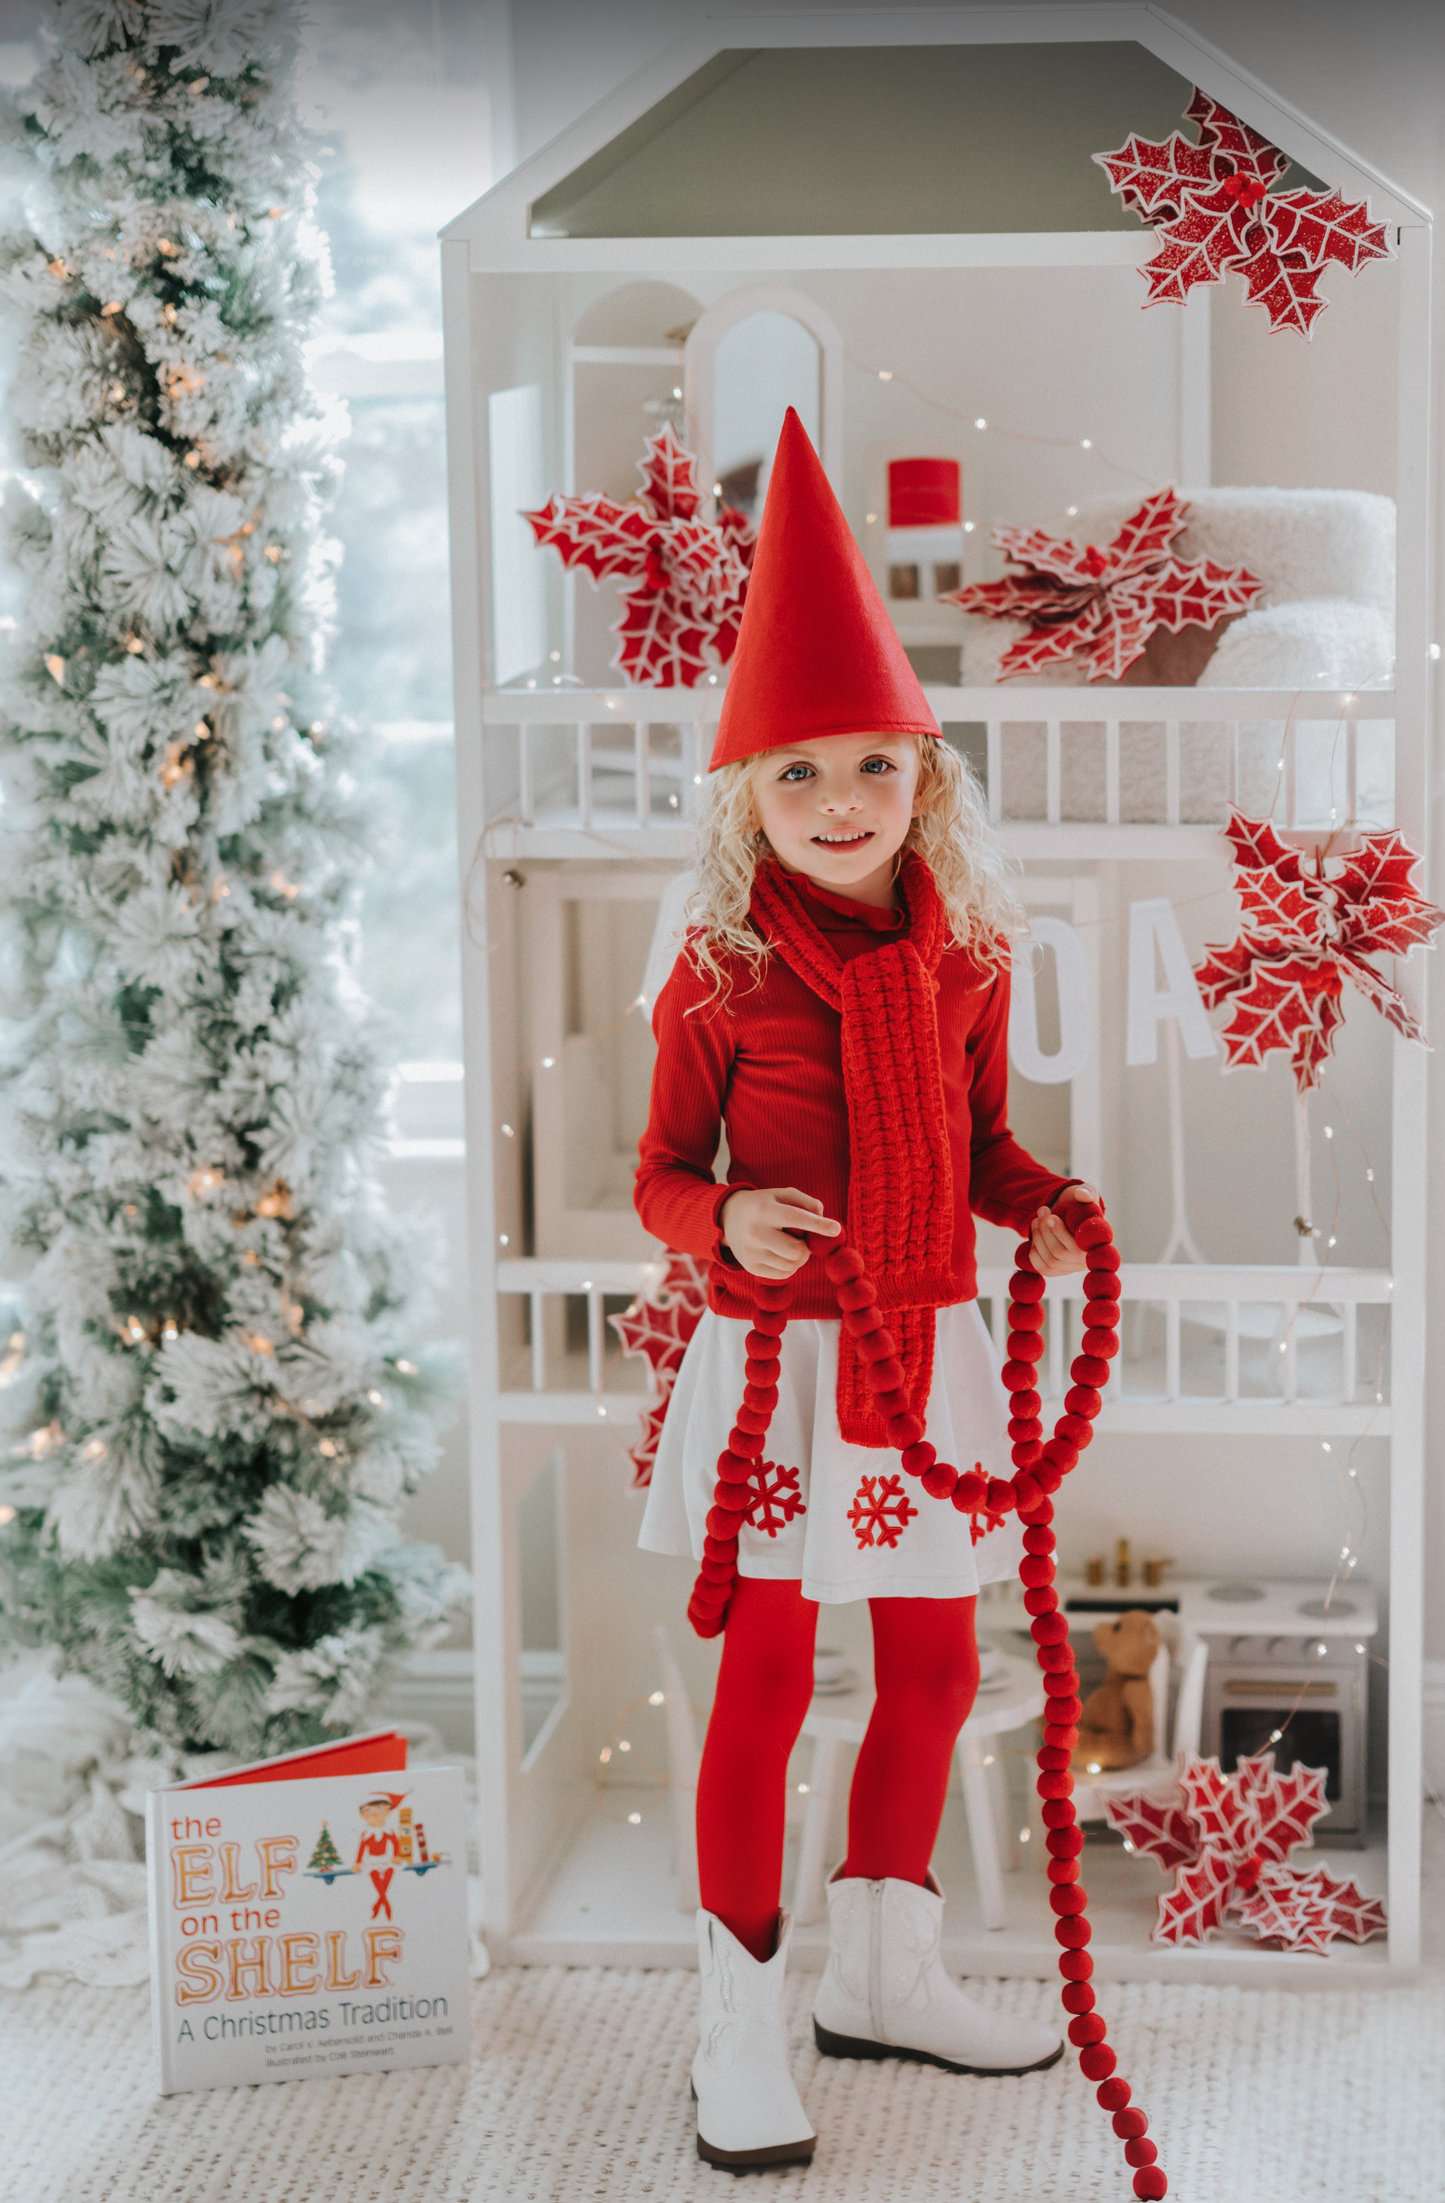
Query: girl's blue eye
779,763,813,782
860,757,893,774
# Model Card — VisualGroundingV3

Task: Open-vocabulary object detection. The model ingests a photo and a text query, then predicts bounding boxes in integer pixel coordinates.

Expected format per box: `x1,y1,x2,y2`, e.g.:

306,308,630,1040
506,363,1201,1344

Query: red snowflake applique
1107,1750,1374,1951
1194,812,1445,1093
608,1253,709,1487
743,1460,806,1538
847,1472,918,1551
524,423,756,687
1095,88,1392,337
941,486,1263,682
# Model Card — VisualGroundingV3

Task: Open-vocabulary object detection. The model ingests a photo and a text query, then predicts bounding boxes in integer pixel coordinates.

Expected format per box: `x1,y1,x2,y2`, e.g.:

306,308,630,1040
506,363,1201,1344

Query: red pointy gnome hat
708,408,940,771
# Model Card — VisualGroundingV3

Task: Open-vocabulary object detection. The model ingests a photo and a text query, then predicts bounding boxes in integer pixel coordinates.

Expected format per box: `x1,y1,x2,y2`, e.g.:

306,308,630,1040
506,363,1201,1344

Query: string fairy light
845,350,1156,490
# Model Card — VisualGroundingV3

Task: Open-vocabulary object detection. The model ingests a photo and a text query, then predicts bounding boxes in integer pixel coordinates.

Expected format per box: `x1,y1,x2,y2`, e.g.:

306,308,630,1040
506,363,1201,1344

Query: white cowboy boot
813,1870,1063,2075
691,1908,817,2169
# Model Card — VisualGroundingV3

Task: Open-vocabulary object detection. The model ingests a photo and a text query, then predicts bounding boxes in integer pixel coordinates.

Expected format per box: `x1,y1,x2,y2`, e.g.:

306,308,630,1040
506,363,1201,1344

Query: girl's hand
721,1187,840,1279
1029,1182,1102,1278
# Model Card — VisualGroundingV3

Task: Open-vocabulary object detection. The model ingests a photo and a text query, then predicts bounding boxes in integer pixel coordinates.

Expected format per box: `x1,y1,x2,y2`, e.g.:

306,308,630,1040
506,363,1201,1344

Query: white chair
1070,1632,1208,1823
790,1652,1046,1933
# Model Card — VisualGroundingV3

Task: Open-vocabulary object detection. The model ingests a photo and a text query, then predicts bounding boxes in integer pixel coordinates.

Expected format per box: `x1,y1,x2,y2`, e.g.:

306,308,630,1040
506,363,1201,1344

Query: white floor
9,1812,1443,2203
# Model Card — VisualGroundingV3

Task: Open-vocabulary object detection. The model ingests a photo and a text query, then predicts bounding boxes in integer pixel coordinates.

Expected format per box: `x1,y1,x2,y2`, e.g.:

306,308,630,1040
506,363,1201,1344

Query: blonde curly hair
685,733,1022,999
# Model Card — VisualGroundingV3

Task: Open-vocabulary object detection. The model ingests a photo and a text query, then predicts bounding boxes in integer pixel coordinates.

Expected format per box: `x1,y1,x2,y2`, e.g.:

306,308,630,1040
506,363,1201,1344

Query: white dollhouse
441,9,1430,1981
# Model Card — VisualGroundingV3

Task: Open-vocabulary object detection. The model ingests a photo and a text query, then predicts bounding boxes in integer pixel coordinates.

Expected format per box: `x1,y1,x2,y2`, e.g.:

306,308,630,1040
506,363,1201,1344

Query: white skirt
638,1302,1024,1604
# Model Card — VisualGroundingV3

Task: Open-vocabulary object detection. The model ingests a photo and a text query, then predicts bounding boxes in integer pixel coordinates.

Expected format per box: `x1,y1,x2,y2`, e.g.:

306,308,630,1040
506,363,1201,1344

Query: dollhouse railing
480,685,1395,844
493,1258,1392,1434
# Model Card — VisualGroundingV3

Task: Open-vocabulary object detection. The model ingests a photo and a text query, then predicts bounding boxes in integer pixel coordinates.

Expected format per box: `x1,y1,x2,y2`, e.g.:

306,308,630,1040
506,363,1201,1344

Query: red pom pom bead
1044,1794,1080,1826
1055,1917,1091,1949
1068,2015,1106,2046
1010,1301,1045,1332
953,1470,988,1511
922,1463,959,1500
1061,1982,1095,2015
1086,1242,1121,1272
1011,1270,1046,1302
1010,1389,1042,1420
1047,1825,1085,1856
1083,1329,1119,1359
1043,1724,1079,1752
835,1279,874,1312
900,1442,935,1478
1073,1355,1111,1388
1041,1799,1077,1829
705,1507,739,1540
1022,1524,1055,1555
1001,1360,1039,1391
1019,1556,1053,1589
1084,1299,1120,1330
1078,2044,1115,2079
1114,2110,1149,2141
1010,1441,1043,1472
1007,1331,1045,1363
1047,1856,1080,1885
1126,2142,1159,2170
1041,1438,1080,1474
857,1325,897,1362
874,1388,909,1419
1133,2169,1168,2200
888,1412,923,1449
870,1358,905,1393
728,1427,765,1457
824,1246,864,1283
1037,1744,1071,1772
1096,2078,1129,2111
1060,1951,1094,1983
698,1556,733,1583
1073,1214,1110,1249
1011,1471,1043,1512
1023,1587,1059,1616
1031,1610,1068,1641
1040,1643,1074,1674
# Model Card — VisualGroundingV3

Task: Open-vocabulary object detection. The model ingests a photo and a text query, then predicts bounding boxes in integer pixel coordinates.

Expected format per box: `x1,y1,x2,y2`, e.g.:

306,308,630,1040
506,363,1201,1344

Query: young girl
636,411,1097,2170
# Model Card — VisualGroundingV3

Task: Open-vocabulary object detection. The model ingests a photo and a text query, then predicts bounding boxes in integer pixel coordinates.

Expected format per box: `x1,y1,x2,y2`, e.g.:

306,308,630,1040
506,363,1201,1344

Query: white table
791,1652,1046,1932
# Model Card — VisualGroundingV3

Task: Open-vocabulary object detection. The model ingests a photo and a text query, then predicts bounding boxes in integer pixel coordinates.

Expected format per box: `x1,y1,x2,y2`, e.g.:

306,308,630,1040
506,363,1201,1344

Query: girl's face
751,731,921,906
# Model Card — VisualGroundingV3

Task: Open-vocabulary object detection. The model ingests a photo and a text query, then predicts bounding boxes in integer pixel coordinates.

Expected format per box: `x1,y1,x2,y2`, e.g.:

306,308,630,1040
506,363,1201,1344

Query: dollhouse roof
442,7,1426,267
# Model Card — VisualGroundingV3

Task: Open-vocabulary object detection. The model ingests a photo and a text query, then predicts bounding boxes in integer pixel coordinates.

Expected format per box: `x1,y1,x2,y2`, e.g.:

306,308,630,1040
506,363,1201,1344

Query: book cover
146,1733,470,2093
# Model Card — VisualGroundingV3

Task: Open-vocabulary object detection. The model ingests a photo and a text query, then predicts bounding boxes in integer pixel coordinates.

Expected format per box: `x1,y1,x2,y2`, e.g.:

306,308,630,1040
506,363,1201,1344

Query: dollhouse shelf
480,683,1394,859
494,1258,1392,1436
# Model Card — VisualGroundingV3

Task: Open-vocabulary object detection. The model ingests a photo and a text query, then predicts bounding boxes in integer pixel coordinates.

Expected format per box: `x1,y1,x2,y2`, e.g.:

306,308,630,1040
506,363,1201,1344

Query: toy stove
1178,1578,1378,1844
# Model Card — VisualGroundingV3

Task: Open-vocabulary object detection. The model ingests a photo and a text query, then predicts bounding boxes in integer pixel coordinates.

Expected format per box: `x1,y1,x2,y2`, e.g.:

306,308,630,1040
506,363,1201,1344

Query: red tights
695,1578,980,1962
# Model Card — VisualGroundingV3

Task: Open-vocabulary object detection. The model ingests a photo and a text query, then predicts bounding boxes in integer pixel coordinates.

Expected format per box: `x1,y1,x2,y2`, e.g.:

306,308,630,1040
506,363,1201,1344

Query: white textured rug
7,1964,1443,2203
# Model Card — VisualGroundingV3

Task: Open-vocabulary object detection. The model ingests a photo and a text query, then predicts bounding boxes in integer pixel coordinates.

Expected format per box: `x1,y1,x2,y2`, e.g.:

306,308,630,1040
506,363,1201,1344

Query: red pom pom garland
684,1210,1161,2197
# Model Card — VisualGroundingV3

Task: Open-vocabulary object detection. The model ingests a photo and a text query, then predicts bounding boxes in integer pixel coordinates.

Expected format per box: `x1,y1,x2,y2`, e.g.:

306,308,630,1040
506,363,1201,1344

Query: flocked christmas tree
0,1,466,1756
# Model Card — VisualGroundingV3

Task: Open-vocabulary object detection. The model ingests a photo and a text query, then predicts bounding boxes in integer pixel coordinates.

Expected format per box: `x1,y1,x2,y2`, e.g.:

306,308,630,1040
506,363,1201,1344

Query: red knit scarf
748,852,955,1447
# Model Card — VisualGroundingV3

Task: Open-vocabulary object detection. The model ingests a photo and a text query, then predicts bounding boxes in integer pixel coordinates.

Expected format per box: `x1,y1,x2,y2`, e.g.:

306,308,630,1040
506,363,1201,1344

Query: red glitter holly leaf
1295,1865,1388,1944
526,494,652,583
1237,249,1329,337
1335,830,1445,958
1250,1760,1332,1861
1178,1756,1259,1855
944,490,1261,683
1147,556,1268,633
1196,813,1445,1091
1184,88,1290,186
1103,1790,1202,1872
1199,950,1345,1082
1096,88,1391,336
638,422,703,521
1154,1848,1235,1945
523,426,750,687
609,1254,709,1486
1141,185,1262,304
1234,1864,1331,1949
1266,189,1393,276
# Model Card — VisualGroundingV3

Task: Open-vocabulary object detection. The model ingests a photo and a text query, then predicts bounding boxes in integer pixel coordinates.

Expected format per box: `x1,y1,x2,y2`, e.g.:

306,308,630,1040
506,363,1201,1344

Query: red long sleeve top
635,871,1075,1322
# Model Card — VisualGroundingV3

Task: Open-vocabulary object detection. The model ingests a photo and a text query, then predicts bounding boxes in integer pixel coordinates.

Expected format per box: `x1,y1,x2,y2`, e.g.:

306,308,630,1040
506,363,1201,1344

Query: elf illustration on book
355,1792,409,1920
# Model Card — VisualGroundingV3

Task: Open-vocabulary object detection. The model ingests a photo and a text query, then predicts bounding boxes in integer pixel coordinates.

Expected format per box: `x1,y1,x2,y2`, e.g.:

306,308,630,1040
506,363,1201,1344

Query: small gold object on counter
1142,1556,1176,1589
1085,1555,1106,1587
1114,1537,1132,1589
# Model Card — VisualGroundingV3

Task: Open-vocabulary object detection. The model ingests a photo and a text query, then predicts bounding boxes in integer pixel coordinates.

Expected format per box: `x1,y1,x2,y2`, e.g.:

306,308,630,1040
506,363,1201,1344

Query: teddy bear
1069,1609,1163,1772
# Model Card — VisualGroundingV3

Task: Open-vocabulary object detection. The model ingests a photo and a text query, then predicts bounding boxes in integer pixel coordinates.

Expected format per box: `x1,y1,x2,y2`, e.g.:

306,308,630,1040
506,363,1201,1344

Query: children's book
145,1729,469,2093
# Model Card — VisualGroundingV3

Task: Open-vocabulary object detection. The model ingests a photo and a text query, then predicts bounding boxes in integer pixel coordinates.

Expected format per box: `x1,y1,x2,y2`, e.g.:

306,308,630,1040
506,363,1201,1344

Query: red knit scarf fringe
686,1214,1168,2203
748,855,955,1446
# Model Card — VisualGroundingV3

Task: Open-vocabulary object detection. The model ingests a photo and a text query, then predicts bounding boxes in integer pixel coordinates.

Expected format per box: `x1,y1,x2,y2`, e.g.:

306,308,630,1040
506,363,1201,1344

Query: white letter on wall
1126,897,1217,1065
1009,918,1091,1084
